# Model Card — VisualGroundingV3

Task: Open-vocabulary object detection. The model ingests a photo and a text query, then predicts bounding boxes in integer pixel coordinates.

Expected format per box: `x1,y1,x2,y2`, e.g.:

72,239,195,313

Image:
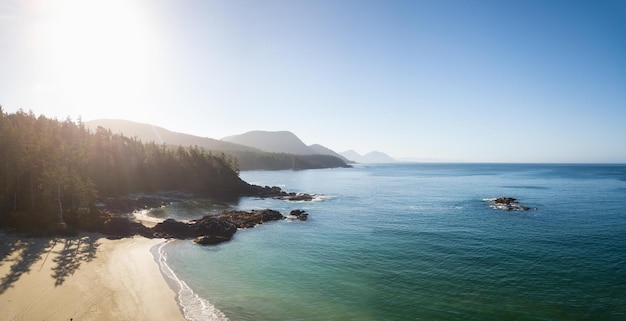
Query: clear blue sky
1,0,625,162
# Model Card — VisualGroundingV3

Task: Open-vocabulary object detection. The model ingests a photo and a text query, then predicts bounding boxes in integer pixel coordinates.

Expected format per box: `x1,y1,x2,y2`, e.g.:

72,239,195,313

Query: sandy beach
0,234,186,321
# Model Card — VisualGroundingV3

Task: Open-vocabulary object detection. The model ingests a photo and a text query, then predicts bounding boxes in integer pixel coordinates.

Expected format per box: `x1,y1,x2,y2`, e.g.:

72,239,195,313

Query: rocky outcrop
281,193,314,201
487,197,532,211
245,185,316,201
150,209,304,244
82,207,303,245
103,216,152,238
152,216,237,240
194,235,232,245
289,209,309,221
214,209,284,229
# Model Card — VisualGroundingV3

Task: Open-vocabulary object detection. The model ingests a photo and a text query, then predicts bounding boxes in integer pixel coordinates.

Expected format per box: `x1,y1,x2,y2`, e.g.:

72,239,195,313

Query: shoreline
153,241,229,321
0,233,186,321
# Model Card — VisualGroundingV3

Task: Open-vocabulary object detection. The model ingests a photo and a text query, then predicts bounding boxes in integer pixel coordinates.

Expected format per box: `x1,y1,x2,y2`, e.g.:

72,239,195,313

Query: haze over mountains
339,150,396,164
222,130,325,155
222,130,394,163
86,119,257,152
222,130,350,162
85,119,395,164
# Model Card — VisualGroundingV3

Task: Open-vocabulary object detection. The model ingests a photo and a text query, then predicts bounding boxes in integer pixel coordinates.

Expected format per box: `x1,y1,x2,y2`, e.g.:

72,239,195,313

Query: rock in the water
152,218,192,239
260,209,284,221
215,209,285,228
194,235,232,245
192,216,238,238
283,193,314,201
152,216,238,239
247,185,317,201
97,207,307,245
487,197,531,211
290,209,309,221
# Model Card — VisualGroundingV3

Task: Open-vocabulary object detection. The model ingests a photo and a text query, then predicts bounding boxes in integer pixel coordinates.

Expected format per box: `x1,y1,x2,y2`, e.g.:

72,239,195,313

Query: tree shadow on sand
51,235,101,286
0,237,55,294
0,233,102,293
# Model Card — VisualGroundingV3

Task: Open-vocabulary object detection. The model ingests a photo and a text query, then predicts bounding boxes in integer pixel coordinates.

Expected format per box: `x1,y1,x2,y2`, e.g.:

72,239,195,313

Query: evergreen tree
0,110,250,231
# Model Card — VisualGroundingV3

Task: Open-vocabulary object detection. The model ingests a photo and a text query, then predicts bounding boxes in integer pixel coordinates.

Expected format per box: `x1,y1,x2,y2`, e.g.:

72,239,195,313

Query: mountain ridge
84,119,352,170
85,119,257,152
339,150,396,163
222,130,313,155
222,130,350,162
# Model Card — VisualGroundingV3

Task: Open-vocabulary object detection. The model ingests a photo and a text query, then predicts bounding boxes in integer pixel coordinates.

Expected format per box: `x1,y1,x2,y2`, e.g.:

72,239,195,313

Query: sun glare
36,0,153,113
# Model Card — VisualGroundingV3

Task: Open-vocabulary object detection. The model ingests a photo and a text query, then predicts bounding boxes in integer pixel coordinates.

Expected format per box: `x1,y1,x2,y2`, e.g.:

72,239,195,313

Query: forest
228,150,349,171
0,107,251,232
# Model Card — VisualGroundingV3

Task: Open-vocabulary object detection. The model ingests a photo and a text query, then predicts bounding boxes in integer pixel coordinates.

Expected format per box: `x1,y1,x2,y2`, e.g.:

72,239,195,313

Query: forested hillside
228,151,349,170
0,108,249,231
86,119,351,171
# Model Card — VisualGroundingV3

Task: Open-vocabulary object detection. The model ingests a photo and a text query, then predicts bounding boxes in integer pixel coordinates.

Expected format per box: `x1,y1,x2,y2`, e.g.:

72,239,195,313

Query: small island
486,197,533,211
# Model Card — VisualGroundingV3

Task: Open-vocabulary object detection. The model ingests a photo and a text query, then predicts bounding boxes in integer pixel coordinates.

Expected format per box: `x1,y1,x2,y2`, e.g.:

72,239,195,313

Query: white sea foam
155,242,229,321
312,194,334,202
133,209,166,224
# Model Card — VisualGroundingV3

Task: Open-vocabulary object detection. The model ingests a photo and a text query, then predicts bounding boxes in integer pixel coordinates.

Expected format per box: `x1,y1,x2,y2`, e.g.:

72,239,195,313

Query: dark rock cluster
7,184,316,244
246,185,315,201
488,197,532,211
289,209,309,221
99,208,308,245
153,215,238,241
214,209,284,229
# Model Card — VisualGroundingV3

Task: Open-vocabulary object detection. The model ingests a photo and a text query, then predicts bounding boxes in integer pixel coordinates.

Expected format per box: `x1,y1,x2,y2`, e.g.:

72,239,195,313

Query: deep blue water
157,163,626,321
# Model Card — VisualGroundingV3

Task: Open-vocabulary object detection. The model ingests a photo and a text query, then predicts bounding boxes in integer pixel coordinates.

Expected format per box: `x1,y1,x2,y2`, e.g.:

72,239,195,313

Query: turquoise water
159,163,626,320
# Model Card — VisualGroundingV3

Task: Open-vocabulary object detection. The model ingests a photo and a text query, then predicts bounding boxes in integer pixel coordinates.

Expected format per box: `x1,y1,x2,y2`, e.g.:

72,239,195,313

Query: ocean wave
134,209,167,224
155,242,229,321
313,194,334,202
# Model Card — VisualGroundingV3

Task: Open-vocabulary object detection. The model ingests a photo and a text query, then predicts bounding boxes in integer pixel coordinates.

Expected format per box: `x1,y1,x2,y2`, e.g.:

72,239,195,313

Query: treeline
228,151,350,171
0,108,249,230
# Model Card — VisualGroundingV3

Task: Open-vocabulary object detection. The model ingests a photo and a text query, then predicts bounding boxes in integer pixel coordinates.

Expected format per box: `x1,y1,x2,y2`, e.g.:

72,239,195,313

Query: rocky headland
99,207,310,245
8,185,314,246
97,186,314,245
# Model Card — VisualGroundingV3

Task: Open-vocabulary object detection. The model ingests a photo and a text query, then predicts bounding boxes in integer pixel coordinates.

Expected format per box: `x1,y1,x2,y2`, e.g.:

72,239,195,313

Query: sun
36,0,155,114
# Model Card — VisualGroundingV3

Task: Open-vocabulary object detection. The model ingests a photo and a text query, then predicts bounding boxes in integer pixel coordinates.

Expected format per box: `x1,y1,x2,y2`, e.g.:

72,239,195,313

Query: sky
1,0,625,163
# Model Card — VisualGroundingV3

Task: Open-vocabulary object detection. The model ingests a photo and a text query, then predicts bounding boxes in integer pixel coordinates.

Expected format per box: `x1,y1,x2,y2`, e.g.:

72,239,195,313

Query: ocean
154,163,626,321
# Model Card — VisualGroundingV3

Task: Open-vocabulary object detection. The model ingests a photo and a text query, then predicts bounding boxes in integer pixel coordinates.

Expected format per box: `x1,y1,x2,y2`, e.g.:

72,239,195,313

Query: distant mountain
85,119,256,152
222,130,314,155
85,120,349,171
339,150,364,163
339,150,396,163
308,144,352,163
222,131,354,163
363,151,396,163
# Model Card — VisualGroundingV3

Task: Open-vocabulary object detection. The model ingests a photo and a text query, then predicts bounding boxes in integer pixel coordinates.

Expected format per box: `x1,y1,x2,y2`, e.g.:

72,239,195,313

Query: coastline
0,233,186,321
154,241,229,321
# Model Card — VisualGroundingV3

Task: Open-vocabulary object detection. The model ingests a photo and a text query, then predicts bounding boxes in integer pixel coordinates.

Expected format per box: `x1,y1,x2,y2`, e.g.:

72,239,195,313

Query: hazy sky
1,0,625,162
